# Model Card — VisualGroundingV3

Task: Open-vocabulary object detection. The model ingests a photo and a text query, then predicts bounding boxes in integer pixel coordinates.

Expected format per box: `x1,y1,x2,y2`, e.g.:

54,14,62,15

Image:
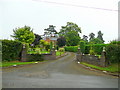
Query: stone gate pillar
100,47,107,67
51,46,56,60
21,44,27,62
76,47,82,61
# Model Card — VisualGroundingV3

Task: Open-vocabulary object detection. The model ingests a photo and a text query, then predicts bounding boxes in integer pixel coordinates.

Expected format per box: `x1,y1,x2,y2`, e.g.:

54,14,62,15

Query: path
2,52,118,88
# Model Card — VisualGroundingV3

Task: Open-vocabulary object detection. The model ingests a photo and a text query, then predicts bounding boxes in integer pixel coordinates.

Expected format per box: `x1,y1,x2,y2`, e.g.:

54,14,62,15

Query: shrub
106,44,120,63
79,41,85,54
27,54,44,62
2,40,22,61
64,46,78,52
85,44,109,55
58,48,65,52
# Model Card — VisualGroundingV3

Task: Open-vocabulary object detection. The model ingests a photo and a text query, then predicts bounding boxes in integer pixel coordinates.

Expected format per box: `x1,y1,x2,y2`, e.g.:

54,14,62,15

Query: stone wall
76,48,108,67
20,45,57,61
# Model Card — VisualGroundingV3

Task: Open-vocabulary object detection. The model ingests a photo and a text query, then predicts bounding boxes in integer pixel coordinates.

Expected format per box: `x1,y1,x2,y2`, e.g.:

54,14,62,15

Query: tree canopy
97,31,104,43
59,22,81,36
11,26,35,44
57,36,66,47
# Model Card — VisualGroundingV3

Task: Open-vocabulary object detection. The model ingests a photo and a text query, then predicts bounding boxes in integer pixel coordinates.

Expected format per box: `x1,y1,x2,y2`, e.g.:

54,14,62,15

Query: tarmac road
2,52,118,88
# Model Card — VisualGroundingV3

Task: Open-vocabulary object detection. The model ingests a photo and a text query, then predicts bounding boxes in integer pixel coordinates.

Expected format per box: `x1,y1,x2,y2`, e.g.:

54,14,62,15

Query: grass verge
80,62,119,73
0,60,47,67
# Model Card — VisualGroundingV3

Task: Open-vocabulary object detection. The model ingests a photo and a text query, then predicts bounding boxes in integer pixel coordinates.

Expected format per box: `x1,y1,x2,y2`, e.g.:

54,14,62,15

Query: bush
27,54,44,61
106,44,120,63
85,44,109,55
79,41,85,54
64,46,78,52
58,48,65,52
2,40,22,61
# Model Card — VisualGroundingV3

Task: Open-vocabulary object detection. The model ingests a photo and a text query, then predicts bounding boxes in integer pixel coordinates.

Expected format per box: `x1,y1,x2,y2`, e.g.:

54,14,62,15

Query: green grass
1,61,39,67
80,62,119,73
56,51,64,56
27,51,50,54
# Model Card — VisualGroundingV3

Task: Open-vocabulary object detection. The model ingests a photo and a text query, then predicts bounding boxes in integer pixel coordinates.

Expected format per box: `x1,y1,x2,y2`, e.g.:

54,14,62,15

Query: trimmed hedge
64,46,78,52
85,44,109,55
106,44,120,63
27,54,44,61
2,40,22,61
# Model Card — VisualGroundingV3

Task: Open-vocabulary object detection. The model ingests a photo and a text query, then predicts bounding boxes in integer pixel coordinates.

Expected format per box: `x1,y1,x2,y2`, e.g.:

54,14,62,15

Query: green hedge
85,44,109,55
2,40,22,61
106,44,120,63
79,41,85,54
64,46,78,52
27,54,44,61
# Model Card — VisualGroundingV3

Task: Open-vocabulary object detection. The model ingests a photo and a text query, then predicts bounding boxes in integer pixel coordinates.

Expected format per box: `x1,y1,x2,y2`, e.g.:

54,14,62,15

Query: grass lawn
80,62,119,73
28,51,50,54
0,61,45,67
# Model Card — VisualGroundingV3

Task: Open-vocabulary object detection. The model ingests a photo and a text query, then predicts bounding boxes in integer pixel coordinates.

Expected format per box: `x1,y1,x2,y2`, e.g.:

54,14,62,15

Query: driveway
2,52,118,88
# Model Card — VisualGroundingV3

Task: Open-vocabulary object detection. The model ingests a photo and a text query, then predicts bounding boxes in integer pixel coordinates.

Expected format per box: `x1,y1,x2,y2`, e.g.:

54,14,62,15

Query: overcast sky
0,0,119,43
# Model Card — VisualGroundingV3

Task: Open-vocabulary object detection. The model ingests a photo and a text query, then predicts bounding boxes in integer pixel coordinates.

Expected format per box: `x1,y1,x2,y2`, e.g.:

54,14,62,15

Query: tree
32,34,42,47
82,35,88,44
59,22,81,36
89,38,103,44
97,31,104,43
89,33,95,41
59,22,81,46
57,36,66,47
65,31,80,46
11,26,35,44
44,25,57,37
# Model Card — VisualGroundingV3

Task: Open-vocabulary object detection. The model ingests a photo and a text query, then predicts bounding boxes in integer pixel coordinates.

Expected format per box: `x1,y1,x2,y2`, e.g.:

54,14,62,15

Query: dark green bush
27,54,44,61
79,41,85,54
2,40,22,61
106,44,120,63
64,46,78,52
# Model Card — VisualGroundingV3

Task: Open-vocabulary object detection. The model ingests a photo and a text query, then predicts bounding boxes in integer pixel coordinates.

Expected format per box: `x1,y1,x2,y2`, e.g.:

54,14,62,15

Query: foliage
56,51,64,56
79,40,86,54
31,33,42,47
82,35,88,44
65,31,81,46
59,22,81,36
89,32,95,41
89,38,104,44
106,44,120,63
50,41,53,50
58,48,65,52
40,40,50,51
59,22,81,46
110,40,120,45
89,49,95,55
85,44,109,55
27,54,44,62
64,46,78,52
2,40,22,61
57,36,66,47
11,26,35,44
97,31,104,43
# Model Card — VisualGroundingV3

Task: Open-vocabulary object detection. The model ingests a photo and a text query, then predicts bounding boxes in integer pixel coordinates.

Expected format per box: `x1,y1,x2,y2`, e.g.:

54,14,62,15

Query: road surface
2,52,118,88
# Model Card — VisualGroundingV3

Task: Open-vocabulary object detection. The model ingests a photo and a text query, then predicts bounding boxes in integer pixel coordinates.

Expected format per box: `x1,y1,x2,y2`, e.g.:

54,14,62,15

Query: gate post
100,47,107,67
21,44,27,62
